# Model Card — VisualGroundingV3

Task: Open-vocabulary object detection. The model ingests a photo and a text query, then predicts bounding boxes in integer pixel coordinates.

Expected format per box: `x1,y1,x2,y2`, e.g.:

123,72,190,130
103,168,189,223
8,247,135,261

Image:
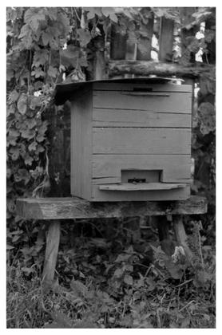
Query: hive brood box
55,78,193,202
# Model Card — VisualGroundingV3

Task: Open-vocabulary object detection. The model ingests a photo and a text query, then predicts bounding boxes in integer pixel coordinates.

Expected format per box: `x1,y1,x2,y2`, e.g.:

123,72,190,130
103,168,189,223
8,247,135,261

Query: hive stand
16,195,207,284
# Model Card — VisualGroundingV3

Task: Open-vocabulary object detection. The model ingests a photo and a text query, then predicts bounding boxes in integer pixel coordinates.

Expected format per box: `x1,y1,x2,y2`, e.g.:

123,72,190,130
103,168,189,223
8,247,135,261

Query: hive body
68,79,193,201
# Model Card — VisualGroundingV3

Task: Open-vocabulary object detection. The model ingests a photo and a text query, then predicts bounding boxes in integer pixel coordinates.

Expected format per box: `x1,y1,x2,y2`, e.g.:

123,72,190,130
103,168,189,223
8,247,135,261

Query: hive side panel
93,109,191,128
93,82,192,93
92,155,191,184
91,83,192,202
93,91,192,113
71,87,92,200
93,128,191,155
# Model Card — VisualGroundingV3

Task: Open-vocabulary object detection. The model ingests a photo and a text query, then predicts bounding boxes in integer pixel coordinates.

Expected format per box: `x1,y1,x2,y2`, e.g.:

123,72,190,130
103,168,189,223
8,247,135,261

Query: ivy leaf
28,141,38,152
85,7,102,19
8,90,19,103
31,67,46,78
199,102,215,135
21,129,36,139
33,49,49,67
47,66,58,78
9,147,20,160
101,8,118,22
42,31,52,46
7,105,16,117
15,168,30,184
113,268,124,278
35,144,45,154
24,8,46,32
60,46,80,68
124,274,133,286
38,121,48,135
26,118,37,129
36,134,45,143
7,129,20,146
24,154,34,166
29,96,41,110
101,7,115,17
77,29,91,47
17,93,28,115
110,13,118,23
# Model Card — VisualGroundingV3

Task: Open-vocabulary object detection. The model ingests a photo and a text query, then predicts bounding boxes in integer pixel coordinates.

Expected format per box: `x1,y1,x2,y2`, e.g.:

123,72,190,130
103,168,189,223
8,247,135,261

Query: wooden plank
42,220,60,284
93,83,192,93
93,82,192,92
99,183,186,191
93,91,192,113
92,185,190,201
159,17,174,62
92,155,191,183
71,88,92,200
93,109,191,128
16,196,208,220
110,24,127,60
93,128,191,155
137,12,154,60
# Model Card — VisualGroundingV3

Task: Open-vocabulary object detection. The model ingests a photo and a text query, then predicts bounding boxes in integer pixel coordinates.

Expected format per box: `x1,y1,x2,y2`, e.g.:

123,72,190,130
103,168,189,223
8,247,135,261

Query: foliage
6,6,216,329
7,220,215,328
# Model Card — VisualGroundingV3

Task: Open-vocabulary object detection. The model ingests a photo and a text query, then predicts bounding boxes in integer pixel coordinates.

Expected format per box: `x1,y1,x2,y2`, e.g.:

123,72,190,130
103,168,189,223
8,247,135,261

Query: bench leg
42,220,61,284
173,215,193,262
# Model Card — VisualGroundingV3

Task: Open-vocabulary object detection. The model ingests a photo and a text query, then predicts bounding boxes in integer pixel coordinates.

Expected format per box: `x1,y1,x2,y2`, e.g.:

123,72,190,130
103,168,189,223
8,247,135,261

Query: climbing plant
6,5,215,259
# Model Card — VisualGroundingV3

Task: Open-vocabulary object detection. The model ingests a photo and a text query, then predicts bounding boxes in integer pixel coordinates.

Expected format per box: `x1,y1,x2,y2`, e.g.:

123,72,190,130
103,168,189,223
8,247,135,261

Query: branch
108,60,215,78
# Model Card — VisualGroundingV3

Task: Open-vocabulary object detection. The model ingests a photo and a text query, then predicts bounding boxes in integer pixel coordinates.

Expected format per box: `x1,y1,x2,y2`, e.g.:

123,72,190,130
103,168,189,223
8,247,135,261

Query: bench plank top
16,196,207,220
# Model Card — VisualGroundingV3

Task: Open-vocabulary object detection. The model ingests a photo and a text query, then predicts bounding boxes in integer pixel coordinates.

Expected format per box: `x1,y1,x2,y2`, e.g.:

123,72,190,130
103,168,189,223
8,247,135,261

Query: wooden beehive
55,78,193,202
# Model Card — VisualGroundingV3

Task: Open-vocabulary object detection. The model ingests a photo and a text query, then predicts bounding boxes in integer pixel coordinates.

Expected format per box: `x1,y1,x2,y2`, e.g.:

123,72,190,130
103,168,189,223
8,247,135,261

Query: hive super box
54,77,193,202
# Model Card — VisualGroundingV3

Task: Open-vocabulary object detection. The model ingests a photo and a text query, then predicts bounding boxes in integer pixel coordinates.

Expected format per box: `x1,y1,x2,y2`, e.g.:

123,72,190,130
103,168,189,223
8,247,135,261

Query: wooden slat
99,183,186,191
93,109,191,128
137,12,154,60
92,185,190,201
93,91,192,113
93,82,192,93
16,196,208,220
92,155,191,183
93,128,191,155
71,88,92,200
159,17,174,62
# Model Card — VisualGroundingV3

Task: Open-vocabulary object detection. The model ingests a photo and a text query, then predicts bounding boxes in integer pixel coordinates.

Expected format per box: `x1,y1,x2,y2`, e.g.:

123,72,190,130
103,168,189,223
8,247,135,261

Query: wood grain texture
93,109,191,128
16,196,207,220
93,128,191,155
108,60,215,78
71,87,92,200
93,82,192,92
159,17,174,62
93,91,192,113
99,183,186,191
92,155,191,183
92,185,190,201
42,220,60,283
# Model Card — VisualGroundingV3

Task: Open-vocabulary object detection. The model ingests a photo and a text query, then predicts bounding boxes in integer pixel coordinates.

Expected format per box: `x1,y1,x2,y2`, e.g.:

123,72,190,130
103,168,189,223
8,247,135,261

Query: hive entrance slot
121,170,163,184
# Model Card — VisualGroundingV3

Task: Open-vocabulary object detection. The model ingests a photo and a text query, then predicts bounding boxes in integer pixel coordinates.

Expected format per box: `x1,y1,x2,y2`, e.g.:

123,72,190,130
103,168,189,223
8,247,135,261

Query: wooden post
110,24,127,60
137,13,154,60
159,17,174,62
93,36,106,80
42,220,61,284
173,215,193,261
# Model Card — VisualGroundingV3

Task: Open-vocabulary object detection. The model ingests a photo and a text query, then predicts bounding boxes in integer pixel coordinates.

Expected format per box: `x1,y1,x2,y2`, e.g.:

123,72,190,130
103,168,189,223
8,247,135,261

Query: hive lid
54,76,176,105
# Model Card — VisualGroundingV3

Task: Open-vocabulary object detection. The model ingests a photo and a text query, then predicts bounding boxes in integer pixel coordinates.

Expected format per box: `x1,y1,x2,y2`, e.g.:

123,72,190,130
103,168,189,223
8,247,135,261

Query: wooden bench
16,195,207,284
